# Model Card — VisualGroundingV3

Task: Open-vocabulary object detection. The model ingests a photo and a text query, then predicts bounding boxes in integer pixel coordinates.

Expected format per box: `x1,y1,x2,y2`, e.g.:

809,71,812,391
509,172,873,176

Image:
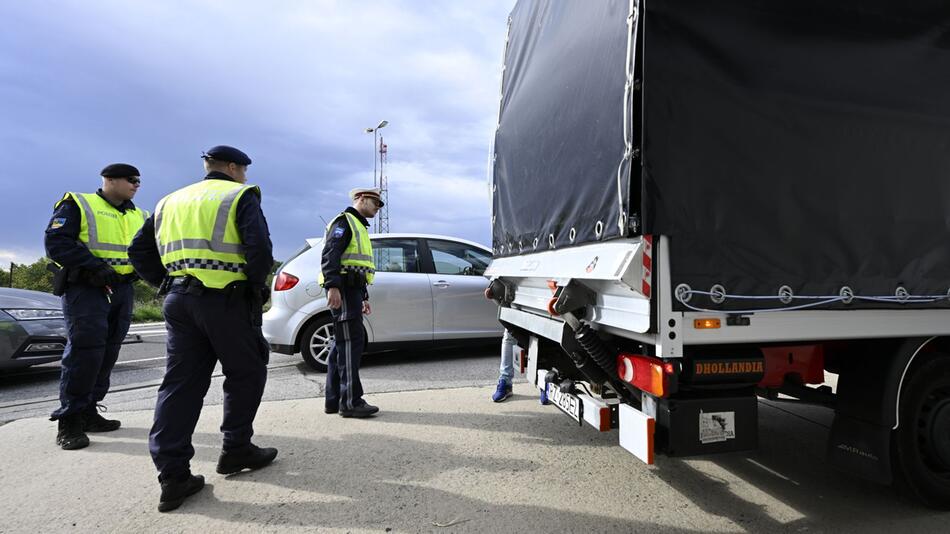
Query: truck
484,0,950,509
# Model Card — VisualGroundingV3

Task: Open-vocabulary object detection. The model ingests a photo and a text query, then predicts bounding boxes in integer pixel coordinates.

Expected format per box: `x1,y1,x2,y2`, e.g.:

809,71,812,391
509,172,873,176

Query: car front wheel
299,315,334,373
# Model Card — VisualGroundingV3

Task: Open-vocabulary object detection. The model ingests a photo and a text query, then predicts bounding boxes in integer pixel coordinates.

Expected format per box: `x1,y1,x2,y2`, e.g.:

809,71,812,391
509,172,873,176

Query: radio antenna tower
377,137,390,233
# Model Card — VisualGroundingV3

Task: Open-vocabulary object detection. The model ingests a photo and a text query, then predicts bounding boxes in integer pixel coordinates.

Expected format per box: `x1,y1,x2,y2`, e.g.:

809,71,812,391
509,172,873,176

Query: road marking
116,356,167,365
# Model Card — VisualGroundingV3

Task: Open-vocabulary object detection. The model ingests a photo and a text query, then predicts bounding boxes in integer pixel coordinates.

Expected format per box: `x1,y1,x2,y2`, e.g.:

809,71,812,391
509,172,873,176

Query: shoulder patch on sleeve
49,218,66,229
331,225,346,238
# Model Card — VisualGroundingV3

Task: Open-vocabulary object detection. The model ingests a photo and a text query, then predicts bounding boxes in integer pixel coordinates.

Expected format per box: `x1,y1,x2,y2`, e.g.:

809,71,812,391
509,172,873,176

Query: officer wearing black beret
44,163,146,450
129,145,276,512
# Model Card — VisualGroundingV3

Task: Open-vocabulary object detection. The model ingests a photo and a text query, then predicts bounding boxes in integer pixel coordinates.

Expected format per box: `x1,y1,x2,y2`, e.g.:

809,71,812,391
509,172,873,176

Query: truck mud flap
656,396,759,456
827,415,893,485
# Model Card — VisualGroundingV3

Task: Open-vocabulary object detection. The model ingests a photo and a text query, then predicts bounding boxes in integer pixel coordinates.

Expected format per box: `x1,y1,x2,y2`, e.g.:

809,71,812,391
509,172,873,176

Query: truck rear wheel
891,352,950,509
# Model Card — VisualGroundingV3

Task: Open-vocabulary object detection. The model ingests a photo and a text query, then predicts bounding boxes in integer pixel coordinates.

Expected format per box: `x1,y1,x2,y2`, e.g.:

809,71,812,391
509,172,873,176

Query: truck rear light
618,353,673,398
274,271,299,291
694,318,721,329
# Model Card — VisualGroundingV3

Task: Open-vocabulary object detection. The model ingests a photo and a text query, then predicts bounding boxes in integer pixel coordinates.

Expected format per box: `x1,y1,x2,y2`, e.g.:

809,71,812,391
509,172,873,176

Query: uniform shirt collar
205,171,238,182
96,189,136,213
345,206,369,227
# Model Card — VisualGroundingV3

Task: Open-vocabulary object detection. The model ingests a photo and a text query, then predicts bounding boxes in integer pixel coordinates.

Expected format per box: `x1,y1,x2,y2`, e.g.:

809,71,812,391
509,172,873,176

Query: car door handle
432,281,451,288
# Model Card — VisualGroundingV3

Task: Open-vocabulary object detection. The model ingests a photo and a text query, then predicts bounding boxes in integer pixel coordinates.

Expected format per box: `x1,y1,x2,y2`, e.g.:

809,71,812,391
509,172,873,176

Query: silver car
0,288,67,369
263,233,502,371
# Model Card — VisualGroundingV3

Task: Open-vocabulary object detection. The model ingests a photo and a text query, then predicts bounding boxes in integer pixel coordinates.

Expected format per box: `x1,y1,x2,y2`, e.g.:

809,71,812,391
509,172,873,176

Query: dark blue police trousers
149,288,268,479
325,284,367,411
51,282,133,420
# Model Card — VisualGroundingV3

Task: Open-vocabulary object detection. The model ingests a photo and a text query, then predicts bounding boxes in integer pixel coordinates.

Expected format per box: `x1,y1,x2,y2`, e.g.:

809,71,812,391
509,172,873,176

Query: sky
0,0,514,265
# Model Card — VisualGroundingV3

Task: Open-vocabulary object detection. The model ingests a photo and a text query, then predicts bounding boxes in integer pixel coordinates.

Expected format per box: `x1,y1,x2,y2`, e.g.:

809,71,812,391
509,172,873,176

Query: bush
132,302,164,323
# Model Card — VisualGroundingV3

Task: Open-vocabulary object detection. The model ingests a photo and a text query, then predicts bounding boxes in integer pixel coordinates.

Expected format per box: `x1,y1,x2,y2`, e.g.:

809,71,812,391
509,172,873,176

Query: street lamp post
364,120,388,188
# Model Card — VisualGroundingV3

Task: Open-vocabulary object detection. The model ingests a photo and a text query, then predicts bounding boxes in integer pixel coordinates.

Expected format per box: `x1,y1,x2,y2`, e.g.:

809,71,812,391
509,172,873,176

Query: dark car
0,288,66,369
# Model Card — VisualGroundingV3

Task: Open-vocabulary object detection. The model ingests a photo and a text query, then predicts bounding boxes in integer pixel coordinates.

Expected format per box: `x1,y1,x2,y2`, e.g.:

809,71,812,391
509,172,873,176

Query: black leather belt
169,276,247,294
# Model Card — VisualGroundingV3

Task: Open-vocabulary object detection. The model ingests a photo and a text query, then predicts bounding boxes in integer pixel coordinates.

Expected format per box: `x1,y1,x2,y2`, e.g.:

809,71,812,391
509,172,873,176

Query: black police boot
339,403,379,418
82,404,121,432
158,473,205,513
56,412,90,450
216,443,278,475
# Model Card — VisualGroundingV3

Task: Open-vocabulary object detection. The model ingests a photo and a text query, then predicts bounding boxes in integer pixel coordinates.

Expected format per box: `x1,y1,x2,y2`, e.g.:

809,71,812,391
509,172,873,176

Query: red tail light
617,353,674,398
274,271,299,291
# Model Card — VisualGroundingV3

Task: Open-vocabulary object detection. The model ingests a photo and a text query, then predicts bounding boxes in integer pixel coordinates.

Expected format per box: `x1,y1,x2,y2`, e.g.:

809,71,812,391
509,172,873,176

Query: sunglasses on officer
360,196,382,208
123,177,141,185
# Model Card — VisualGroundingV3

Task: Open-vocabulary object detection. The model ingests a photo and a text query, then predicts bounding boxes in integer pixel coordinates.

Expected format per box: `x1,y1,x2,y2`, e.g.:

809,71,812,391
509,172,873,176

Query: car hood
0,288,61,309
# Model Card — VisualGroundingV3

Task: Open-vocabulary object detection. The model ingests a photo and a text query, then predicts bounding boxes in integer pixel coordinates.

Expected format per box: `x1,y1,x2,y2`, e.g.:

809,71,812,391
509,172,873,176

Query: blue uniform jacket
128,172,274,288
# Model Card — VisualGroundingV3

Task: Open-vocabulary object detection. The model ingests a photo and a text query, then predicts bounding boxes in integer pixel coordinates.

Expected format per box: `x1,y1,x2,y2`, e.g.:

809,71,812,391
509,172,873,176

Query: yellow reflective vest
318,212,375,287
55,192,147,275
154,179,260,289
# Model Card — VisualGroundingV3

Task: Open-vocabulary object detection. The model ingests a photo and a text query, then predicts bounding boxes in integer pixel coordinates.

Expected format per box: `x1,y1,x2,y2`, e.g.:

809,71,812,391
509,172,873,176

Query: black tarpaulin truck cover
492,0,950,311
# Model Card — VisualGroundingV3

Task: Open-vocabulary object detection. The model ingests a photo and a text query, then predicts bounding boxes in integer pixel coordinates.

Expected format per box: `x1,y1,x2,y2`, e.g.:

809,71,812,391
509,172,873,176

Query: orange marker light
693,318,721,329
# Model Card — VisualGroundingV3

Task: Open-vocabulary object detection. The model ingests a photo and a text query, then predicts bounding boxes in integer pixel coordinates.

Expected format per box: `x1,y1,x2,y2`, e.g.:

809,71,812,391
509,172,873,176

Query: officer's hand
327,287,342,309
362,301,371,315
106,269,123,287
88,263,117,287
259,286,271,305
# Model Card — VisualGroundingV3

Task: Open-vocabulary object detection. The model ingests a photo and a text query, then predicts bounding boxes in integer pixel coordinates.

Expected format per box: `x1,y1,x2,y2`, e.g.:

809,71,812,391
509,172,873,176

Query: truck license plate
546,383,583,425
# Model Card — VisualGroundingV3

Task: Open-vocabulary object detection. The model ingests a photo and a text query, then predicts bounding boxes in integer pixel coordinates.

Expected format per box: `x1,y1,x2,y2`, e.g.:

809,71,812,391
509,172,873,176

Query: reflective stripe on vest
155,180,258,289
319,212,375,286
56,192,146,275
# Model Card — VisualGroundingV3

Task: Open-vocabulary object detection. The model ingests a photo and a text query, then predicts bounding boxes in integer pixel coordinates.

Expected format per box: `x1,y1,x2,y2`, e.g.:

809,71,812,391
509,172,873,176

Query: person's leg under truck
499,329,516,385
92,282,134,403
198,291,268,451
149,291,217,479
52,284,111,419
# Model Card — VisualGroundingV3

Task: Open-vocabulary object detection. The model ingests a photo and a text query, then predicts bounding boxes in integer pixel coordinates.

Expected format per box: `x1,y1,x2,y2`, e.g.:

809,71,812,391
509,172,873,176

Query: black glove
83,263,118,287
259,286,271,306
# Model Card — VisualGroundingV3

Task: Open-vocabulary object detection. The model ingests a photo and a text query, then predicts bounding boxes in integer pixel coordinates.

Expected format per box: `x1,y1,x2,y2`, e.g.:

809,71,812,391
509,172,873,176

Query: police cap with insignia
201,145,252,166
100,163,140,178
349,187,384,207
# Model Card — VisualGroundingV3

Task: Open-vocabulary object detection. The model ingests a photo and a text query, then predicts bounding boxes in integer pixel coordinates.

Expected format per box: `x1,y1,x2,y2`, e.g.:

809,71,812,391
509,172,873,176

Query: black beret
201,145,252,166
100,163,140,178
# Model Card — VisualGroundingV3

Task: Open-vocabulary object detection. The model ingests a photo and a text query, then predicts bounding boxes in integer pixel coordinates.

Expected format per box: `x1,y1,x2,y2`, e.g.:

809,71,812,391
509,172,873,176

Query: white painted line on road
746,458,800,486
115,356,167,365
130,322,165,328
131,331,167,336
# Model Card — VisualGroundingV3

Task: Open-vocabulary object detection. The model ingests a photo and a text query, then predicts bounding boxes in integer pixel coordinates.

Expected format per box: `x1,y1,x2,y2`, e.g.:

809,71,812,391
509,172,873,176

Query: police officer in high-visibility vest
319,187,382,418
128,145,276,513
44,163,146,450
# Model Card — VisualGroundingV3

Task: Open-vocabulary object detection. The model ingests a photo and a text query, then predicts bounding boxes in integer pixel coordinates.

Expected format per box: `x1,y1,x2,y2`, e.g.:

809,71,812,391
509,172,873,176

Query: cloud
0,0,515,260
0,248,46,266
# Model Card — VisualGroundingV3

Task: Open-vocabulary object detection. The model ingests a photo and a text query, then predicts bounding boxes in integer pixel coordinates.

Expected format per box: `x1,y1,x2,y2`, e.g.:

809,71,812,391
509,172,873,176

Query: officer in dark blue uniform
45,163,145,450
129,145,277,512
321,187,382,418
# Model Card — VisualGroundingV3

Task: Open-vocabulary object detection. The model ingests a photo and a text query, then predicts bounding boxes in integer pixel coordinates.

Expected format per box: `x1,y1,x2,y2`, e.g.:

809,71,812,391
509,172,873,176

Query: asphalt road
2,325,948,531
0,323,501,424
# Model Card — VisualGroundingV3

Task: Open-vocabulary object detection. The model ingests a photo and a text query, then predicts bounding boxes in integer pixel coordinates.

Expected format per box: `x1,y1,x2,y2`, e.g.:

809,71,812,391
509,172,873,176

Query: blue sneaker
539,387,550,405
491,379,512,402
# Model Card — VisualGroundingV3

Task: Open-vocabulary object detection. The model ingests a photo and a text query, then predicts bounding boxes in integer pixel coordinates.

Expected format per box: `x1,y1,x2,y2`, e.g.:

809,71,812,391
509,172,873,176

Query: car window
372,239,421,273
428,240,491,276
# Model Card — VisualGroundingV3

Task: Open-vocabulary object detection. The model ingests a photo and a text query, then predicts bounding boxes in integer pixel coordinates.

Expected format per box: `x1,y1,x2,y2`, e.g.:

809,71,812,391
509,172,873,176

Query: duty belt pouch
48,263,68,296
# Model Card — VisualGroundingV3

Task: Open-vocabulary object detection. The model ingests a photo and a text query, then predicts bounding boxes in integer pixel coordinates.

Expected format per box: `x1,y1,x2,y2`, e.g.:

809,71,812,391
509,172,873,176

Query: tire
299,315,334,373
891,352,950,509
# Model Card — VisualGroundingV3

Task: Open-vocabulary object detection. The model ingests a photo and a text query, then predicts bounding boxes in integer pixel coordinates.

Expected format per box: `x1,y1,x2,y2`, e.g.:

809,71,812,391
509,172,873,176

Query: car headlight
2,309,65,321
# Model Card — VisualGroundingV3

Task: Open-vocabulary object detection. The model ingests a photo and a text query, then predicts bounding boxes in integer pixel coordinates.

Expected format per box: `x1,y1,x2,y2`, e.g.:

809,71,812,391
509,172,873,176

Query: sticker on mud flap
699,411,735,444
